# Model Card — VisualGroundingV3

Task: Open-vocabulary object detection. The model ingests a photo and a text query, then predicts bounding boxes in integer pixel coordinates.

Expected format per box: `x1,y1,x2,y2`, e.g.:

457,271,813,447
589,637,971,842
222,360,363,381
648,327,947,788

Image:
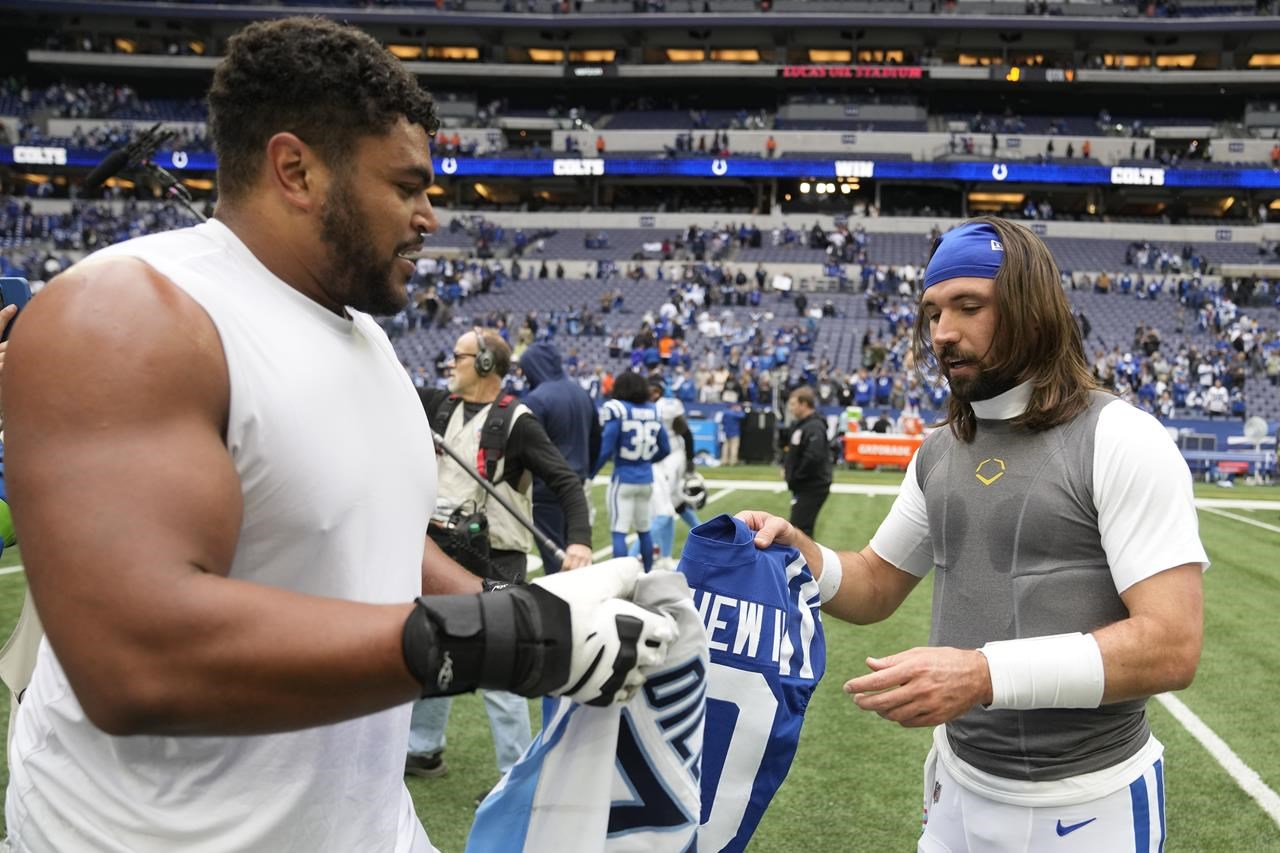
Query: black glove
403,557,677,706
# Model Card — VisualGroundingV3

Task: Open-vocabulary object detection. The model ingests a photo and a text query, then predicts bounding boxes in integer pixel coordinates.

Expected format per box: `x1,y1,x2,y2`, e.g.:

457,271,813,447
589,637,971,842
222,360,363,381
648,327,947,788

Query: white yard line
705,488,734,506
0,564,22,576
549,487,738,570
1196,498,1280,511
1155,693,1280,829
686,478,1280,509
585,486,736,562
590,541,618,561
1199,505,1280,535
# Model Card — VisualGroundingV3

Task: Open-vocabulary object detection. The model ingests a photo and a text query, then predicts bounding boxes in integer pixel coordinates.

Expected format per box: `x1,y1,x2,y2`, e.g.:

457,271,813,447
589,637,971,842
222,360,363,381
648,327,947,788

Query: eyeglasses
452,352,477,361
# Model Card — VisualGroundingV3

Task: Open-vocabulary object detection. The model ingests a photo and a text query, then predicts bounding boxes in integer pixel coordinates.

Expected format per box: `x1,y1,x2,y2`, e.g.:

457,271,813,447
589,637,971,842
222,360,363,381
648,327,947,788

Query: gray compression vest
914,391,1149,781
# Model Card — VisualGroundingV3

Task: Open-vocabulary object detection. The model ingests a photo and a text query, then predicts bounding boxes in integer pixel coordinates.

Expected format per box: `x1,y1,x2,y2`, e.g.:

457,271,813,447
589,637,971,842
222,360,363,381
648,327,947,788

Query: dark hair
912,216,1096,442
788,385,816,410
612,371,650,405
208,17,439,202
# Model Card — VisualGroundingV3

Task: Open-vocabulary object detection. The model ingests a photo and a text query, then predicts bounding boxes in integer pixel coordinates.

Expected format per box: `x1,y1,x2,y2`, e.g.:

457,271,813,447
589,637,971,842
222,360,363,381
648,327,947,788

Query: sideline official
783,385,832,537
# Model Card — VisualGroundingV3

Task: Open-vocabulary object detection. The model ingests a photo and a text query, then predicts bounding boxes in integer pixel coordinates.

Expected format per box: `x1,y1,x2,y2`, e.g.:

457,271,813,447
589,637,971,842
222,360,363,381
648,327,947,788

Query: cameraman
409,328,593,788
421,329,593,581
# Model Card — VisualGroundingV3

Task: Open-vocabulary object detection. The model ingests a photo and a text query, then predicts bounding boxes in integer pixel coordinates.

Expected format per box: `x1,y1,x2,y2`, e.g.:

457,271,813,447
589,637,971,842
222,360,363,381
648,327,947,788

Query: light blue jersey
595,399,671,485
466,571,705,853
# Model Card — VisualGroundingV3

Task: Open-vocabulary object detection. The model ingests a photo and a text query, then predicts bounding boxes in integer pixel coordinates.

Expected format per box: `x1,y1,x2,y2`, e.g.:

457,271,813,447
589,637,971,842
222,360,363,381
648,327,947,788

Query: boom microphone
82,149,132,192
81,123,177,193
430,430,568,568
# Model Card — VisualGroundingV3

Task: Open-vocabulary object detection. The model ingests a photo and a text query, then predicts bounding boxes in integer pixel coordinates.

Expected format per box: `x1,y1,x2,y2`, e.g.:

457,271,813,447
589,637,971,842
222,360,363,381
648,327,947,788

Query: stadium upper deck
3,0,1280,225
6,0,1268,15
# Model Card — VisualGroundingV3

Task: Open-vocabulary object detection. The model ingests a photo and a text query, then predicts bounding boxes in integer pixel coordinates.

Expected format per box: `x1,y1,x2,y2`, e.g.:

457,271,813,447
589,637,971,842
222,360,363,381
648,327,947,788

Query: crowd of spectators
407,0,1274,16
444,215,564,258
0,196,203,280
4,190,1276,422
1087,322,1276,420
668,130,734,158
396,255,938,426
15,120,211,153
38,81,205,122
16,0,1274,16
385,213,1278,424
1071,261,1278,419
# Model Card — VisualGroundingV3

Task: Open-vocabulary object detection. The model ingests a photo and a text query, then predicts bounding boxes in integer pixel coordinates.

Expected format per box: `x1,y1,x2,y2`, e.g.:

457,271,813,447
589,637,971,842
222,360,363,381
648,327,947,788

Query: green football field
1,466,1277,851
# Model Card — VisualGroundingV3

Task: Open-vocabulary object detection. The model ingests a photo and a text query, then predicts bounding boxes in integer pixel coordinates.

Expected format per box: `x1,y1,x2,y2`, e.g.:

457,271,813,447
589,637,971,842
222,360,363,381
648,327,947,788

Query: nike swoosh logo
1056,817,1097,837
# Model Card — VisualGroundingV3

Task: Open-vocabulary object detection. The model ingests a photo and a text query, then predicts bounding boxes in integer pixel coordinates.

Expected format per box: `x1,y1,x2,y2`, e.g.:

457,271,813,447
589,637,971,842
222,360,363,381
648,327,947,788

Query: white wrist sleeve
979,632,1105,711
815,545,843,605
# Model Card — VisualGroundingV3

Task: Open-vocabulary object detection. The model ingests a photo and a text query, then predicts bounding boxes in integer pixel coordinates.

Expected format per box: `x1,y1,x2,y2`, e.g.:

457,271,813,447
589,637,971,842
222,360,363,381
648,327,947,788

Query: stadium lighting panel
808,50,852,63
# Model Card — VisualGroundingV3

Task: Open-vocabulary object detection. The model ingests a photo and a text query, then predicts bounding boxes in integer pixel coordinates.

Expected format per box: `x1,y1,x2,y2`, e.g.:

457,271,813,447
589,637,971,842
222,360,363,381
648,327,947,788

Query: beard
940,346,1016,403
318,175,409,316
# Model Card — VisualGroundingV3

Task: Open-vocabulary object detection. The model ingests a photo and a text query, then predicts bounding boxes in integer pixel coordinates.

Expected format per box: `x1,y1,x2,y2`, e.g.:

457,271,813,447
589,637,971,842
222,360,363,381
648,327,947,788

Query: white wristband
815,545,843,605
979,632,1105,711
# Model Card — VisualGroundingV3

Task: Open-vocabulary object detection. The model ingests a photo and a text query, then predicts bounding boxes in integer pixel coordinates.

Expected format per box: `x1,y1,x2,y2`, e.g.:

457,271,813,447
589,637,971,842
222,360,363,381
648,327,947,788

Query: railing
1181,449,1278,480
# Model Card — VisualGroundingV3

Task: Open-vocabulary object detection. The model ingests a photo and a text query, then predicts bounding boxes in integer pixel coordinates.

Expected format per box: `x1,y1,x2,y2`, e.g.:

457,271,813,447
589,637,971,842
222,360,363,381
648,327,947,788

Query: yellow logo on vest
975,458,1006,486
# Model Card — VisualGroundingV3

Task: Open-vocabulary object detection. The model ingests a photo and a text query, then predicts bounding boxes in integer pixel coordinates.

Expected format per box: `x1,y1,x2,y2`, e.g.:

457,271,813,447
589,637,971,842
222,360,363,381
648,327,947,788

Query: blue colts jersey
466,518,825,853
595,399,670,485
679,514,826,853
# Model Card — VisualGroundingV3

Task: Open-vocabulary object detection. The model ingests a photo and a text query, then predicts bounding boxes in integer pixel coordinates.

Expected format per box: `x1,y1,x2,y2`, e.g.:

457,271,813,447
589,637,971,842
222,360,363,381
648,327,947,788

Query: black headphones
472,326,496,377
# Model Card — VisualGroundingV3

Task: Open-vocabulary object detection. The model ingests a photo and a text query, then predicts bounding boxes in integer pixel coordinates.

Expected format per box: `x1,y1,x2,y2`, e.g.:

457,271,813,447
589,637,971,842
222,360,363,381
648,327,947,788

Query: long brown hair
912,216,1096,442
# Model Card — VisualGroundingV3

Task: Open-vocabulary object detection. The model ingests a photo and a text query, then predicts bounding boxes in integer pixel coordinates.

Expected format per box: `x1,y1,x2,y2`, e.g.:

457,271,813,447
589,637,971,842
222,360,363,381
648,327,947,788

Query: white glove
529,557,678,706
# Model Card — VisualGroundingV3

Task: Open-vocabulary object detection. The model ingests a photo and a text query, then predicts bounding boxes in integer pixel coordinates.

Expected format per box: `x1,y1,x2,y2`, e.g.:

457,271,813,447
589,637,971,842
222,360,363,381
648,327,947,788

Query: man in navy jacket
519,343,602,572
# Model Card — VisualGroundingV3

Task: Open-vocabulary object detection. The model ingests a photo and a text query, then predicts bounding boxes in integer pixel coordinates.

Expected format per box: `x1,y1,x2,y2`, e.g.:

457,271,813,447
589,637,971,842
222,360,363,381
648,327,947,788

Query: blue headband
923,222,1005,290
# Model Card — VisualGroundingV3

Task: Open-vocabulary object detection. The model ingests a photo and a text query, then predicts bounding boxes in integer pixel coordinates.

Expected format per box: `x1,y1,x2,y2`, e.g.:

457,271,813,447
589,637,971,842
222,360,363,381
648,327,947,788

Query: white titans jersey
466,571,706,853
655,396,687,459
653,396,688,502
655,396,686,441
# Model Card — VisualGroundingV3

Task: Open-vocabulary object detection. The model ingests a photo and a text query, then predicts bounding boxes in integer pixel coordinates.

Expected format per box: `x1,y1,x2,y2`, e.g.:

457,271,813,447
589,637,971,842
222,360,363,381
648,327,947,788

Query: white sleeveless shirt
6,220,439,852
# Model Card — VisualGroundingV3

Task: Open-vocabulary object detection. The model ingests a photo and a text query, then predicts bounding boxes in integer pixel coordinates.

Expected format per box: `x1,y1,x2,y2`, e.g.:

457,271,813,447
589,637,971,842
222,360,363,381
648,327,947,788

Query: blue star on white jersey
467,571,705,853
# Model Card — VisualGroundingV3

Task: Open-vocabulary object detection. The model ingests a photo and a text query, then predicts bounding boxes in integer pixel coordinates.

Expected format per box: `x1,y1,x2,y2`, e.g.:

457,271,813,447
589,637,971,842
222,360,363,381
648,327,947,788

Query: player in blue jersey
593,371,670,572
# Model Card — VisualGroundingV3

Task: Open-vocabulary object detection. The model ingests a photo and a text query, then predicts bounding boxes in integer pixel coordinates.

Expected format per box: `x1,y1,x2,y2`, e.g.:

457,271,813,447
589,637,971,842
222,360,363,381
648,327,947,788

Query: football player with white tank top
739,218,1207,853
1,18,676,853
